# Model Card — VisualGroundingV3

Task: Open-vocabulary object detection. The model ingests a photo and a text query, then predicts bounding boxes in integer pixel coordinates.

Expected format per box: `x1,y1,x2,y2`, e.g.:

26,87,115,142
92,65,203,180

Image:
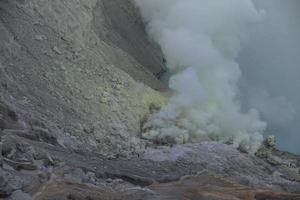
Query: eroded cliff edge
0,0,300,199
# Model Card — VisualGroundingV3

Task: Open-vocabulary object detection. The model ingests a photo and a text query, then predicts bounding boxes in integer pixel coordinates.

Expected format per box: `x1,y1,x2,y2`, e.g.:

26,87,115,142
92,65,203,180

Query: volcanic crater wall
0,0,167,155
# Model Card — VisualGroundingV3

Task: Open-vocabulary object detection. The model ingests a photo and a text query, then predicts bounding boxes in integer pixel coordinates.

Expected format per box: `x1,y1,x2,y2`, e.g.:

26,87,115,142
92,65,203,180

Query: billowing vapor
239,0,300,153
134,0,267,153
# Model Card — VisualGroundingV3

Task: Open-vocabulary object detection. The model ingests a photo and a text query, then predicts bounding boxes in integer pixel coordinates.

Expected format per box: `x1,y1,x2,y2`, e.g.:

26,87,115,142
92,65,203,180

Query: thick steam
135,0,266,153
239,0,300,153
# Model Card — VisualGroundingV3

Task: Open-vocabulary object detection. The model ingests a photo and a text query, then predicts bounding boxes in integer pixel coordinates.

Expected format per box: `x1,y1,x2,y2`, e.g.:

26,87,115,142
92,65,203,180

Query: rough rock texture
149,174,300,200
0,0,300,199
8,190,32,200
0,0,167,156
0,123,300,199
0,99,299,198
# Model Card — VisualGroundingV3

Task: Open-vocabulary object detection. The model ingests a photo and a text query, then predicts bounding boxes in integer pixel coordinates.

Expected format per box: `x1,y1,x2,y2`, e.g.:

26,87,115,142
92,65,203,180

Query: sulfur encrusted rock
266,135,276,147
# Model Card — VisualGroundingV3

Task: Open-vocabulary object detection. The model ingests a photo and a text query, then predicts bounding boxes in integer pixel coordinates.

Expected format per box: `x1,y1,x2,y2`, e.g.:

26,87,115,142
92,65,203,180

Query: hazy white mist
134,0,267,153
239,0,300,153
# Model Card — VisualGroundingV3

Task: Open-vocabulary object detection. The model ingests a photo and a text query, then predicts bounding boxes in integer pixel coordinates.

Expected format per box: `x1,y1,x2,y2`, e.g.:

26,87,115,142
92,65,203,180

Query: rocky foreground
1,101,300,199
0,0,300,199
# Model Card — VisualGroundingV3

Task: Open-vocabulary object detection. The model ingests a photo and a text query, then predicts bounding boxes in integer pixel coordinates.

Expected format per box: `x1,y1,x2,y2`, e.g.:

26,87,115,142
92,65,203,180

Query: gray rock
141,142,300,192
63,168,92,184
0,170,11,196
266,135,276,147
8,190,32,200
0,169,23,197
0,0,166,156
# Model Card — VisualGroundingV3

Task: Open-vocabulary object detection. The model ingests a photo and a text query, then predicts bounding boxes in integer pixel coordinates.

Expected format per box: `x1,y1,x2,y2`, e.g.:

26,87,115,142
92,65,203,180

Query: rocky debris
104,172,155,187
0,101,28,131
33,180,157,200
0,122,300,199
140,143,300,192
0,169,23,197
21,171,300,200
149,173,300,200
8,190,32,200
257,144,300,183
34,35,47,41
1,134,41,171
265,135,276,147
0,170,12,197
3,158,37,171
52,46,62,55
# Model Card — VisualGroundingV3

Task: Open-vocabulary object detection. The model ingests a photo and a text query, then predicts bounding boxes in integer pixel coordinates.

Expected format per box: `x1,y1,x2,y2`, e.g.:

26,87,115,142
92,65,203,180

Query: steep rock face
94,0,167,79
0,0,166,155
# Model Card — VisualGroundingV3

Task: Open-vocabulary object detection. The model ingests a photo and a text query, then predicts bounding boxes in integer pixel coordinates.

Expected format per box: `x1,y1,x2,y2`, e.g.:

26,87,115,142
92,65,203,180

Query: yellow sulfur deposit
140,91,168,118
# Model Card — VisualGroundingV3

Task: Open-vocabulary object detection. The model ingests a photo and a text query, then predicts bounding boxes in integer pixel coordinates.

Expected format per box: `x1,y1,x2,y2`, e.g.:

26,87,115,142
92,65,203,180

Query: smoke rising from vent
239,0,300,153
134,0,267,153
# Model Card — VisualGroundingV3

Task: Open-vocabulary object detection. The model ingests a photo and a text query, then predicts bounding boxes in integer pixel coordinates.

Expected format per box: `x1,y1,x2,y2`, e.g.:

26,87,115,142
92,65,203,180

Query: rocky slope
0,0,300,199
0,0,167,156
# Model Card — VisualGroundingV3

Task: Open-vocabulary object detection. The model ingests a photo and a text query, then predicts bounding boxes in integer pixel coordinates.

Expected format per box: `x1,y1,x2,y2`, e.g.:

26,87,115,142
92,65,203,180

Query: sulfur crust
140,91,168,118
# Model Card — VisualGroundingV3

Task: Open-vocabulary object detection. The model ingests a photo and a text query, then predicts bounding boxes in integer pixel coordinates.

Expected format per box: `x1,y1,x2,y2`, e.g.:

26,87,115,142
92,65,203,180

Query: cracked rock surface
0,103,300,199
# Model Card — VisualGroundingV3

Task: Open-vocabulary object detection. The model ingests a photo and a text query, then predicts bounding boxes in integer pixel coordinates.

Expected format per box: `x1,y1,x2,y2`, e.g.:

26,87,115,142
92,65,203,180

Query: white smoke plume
134,0,266,153
239,0,300,153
